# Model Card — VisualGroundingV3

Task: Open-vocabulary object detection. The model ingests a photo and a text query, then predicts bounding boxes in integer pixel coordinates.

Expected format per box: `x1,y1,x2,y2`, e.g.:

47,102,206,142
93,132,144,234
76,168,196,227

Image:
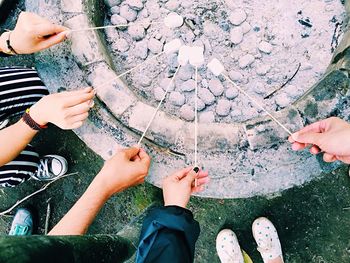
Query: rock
112,38,129,52
230,108,242,118
256,64,271,76
104,0,121,8
275,93,292,108
229,9,247,25
165,0,180,11
180,105,195,121
139,76,152,87
105,27,119,40
230,27,244,45
252,82,266,95
160,77,175,91
178,65,194,81
128,24,145,40
284,84,301,98
169,91,186,106
148,38,163,54
110,6,120,14
199,111,215,123
258,41,273,54
198,88,215,105
197,99,206,111
241,22,251,34
133,40,148,59
125,0,143,10
120,4,138,22
238,54,255,68
228,70,243,81
180,79,195,92
225,88,239,99
110,14,127,27
208,79,224,96
154,87,165,101
216,99,231,116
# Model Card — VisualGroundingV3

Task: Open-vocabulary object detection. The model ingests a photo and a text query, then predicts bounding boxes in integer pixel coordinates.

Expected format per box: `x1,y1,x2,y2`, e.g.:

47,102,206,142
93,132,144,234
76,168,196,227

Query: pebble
167,53,179,74
230,108,242,118
148,38,163,54
111,14,127,27
258,41,273,54
229,9,247,25
180,105,195,121
165,0,180,11
104,0,121,8
275,93,292,108
238,54,255,68
133,40,148,59
230,27,244,45
198,88,215,105
120,5,138,22
225,88,239,99
110,6,120,14
113,38,129,52
228,70,243,82
208,79,224,96
178,65,194,81
256,64,271,76
199,111,215,123
140,76,152,87
125,0,143,11
169,91,186,106
160,77,175,91
128,24,145,40
216,99,231,116
197,99,206,111
180,79,195,92
154,87,165,101
241,22,251,34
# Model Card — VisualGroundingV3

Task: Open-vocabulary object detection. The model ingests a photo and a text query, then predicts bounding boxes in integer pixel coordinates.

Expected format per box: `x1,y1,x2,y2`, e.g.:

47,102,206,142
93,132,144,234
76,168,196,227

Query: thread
194,66,199,188
69,21,163,33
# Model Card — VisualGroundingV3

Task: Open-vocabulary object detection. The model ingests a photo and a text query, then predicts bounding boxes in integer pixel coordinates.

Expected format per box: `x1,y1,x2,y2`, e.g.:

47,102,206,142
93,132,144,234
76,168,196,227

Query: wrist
29,103,48,126
0,32,8,53
0,32,18,55
92,172,124,199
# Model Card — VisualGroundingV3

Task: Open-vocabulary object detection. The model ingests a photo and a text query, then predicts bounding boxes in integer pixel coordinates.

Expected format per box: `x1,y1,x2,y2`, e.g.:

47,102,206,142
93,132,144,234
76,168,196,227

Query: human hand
1,12,68,55
30,87,95,130
96,147,151,197
289,117,350,163
162,167,210,208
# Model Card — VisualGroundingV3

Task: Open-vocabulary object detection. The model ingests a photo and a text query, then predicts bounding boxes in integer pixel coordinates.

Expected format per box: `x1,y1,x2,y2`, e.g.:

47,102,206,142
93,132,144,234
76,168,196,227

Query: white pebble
241,22,251,34
228,70,243,81
133,40,148,59
198,88,215,105
258,41,273,54
104,0,121,8
200,111,215,123
110,14,127,26
164,39,182,54
238,54,255,68
160,78,175,91
189,46,205,67
180,105,195,121
177,64,193,81
230,27,244,45
169,91,186,106
113,38,129,52
197,99,206,111
229,9,247,26
125,0,143,10
216,99,231,116
208,79,224,96
275,93,292,108
208,58,225,76
128,24,145,40
120,5,138,22
164,12,184,28
154,87,165,101
256,64,271,76
225,88,239,99
165,0,180,11
148,38,163,54
180,79,195,92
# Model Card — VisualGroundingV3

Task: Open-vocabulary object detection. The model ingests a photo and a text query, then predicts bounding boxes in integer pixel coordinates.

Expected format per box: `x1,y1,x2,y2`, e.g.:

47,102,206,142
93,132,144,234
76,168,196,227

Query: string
194,66,199,188
222,73,293,136
137,66,181,145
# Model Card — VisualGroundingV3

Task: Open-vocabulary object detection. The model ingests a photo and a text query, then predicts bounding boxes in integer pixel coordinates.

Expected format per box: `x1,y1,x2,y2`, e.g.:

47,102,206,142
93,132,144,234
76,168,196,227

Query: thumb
38,31,67,50
293,131,322,145
183,167,199,184
122,147,140,160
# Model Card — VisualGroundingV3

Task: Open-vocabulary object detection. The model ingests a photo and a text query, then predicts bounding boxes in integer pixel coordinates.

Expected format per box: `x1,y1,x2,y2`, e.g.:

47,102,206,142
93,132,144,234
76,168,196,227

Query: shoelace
37,158,51,179
12,225,29,235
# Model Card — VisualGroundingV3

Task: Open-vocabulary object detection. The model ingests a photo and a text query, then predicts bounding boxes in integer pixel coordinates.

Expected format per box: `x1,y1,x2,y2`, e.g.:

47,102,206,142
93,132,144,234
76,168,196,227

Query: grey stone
199,111,215,123
120,4,138,22
198,88,215,105
128,24,145,40
216,99,231,116
160,78,175,91
154,87,165,101
112,38,129,52
225,88,239,99
140,76,152,87
148,38,163,54
239,54,255,68
275,93,292,108
197,99,206,111
230,27,244,45
256,64,271,76
167,53,179,73
104,0,121,8
228,70,243,81
208,79,224,96
180,79,195,92
230,108,242,118
169,91,186,106
165,0,180,11
178,65,194,81
110,6,120,14
133,40,148,59
126,0,143,10
110,14,127,27
180,105,195,121
229,9,247,25
258,41,273,54
241,22,251,34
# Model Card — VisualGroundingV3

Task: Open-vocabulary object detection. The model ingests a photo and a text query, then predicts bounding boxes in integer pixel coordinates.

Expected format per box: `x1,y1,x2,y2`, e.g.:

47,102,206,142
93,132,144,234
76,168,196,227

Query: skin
49,146,151,235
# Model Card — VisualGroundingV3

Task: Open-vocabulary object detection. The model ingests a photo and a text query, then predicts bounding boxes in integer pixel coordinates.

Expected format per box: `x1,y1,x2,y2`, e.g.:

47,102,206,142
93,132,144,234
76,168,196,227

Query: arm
0,88,94,166
289,117,350,163
49,147,151,235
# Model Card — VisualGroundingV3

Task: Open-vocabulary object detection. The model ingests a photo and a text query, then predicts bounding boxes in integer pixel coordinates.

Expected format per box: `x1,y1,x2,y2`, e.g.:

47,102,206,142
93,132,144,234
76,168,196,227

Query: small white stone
229,9,247,26
258,41,273,54
200,111,215,123
140,76,152,87
256,64,271,76
113,38,129,52
228,70,243,81
154,87,165,101
104,0,121,8
198,88,215,105
225,88,239,99
111,14,127,27
189,46,205,67
110,6,120,14
241,22,251,34
197,99,206,111
120,5,138,22
208,58,225,76
208,79,224,96
178,64,194,80
126,0,143,10
164,39,182,54
128,24,145,40
180,105,195,121
230,27,243,45
178,45,191,66
133,40,148,59
148,38,163,54
216,99,231,116
180,79,195,92
164,12,184,28
160,78,175,91
238,54,255,68
230,108,242,118
169,91,186,106
165,0,180,11
275,93,292,108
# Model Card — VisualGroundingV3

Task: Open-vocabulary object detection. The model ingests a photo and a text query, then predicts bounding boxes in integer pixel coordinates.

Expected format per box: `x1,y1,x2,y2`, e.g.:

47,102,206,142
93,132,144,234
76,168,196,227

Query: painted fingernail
193,167,199,173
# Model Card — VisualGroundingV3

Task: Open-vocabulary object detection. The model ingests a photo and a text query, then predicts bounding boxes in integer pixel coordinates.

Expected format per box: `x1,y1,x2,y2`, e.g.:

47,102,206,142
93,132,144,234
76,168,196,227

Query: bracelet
22,108,48,131
6,32,18,55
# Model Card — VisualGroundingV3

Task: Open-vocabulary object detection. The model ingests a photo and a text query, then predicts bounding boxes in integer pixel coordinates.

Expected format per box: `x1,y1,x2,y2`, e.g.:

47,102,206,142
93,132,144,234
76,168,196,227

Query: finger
139,149,151,164
323,153,337,163
291,142,307,151
294,121,324,135
183,169,199,184
38,32,67,50
66,101,91,116
63,91,95,107
68,121,84,130
292,131,322,146
34,23,68,37
122,147,141,160
336,155,350,164
192,185,205,193
196,176,210,185
68,112,89,124
174,167,194,180
310,145,321,155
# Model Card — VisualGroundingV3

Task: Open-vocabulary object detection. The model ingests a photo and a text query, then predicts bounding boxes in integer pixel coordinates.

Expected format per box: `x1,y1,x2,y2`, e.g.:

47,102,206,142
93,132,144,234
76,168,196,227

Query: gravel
208,79,224,96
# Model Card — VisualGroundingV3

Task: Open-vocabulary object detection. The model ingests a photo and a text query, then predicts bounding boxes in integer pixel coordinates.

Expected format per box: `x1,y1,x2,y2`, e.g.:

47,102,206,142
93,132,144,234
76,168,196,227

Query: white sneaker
216,229,244,263
32,155,68,181
252,217,284,263
0,119,9,130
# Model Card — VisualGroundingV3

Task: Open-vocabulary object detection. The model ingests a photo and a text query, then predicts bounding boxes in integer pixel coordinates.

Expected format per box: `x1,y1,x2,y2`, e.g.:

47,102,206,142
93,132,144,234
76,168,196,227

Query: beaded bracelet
22,108,48,131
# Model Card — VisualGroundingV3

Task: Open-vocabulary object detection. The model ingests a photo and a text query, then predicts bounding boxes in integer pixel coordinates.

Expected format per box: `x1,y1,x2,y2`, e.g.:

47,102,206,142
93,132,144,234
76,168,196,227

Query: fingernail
193,167,199,173
88,100,95,108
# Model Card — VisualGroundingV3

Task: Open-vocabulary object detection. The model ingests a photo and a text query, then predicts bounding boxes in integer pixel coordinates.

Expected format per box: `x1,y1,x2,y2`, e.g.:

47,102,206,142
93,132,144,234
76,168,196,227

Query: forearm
0,119,38,166
49,175,118,235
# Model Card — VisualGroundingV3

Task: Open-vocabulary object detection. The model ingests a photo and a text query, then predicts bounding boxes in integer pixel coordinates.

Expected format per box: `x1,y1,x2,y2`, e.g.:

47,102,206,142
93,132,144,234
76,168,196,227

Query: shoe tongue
49,158,62,176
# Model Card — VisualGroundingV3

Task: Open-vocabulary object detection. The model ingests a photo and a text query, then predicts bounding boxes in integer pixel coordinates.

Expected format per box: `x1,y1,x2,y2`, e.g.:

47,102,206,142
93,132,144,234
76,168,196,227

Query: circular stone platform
26,0,350,198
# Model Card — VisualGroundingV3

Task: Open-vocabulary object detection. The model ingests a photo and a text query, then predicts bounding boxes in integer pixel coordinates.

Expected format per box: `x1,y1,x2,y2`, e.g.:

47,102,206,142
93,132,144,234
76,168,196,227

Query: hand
163,167,210,208
96,147,151,197
289,117,350,163
30,87,95,130
0,12,68,54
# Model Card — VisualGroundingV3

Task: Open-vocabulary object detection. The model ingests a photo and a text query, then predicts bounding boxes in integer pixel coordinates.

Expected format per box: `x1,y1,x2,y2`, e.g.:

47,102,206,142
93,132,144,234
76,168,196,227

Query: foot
0,119,9,130
252,217,284,263
216,229,244,263
32,155,68,181
9,208,33,236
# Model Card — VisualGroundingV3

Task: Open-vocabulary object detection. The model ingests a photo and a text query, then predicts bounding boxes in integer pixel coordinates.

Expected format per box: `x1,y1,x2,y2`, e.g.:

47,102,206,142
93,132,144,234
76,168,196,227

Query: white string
137,66,181,145
222,73,293,136
194,66,199,188
68,21,163,33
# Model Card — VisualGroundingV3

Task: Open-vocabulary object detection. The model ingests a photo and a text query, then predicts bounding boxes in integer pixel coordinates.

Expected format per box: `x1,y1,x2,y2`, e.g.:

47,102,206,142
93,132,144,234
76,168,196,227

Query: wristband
6,32,18,55
22,108,48,131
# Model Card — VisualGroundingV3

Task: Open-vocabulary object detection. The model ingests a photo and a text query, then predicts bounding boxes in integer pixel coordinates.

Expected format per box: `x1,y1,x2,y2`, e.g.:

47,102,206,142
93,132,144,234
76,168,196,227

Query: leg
0,67,49,122
0,144,39,187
